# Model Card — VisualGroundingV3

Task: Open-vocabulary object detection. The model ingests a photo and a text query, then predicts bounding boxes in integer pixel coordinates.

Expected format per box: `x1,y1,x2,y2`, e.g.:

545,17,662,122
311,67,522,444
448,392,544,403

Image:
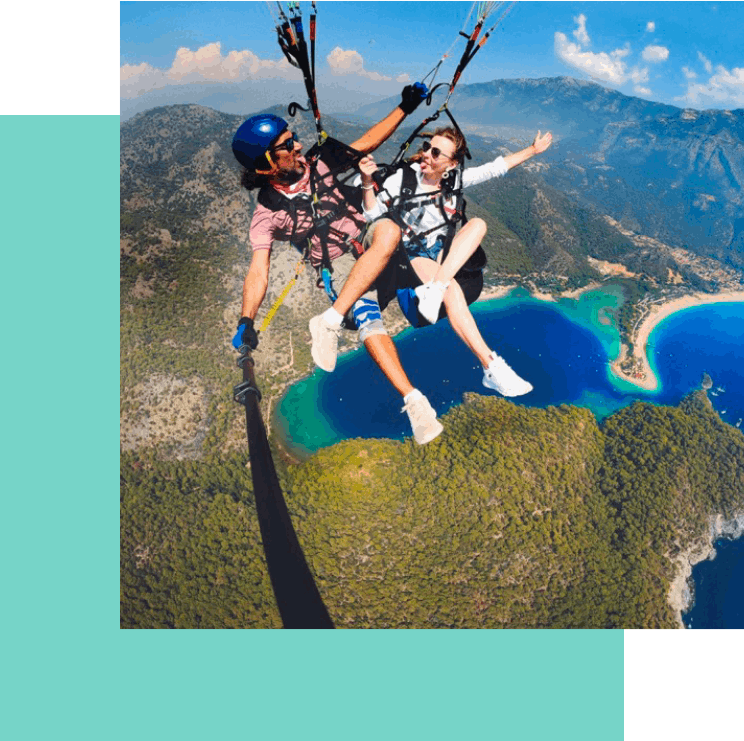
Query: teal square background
2,115,622,739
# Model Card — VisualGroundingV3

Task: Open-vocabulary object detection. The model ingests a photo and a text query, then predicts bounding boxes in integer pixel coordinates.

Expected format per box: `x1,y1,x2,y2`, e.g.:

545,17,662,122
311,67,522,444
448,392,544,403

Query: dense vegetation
121,392,744,629
120,104,743,629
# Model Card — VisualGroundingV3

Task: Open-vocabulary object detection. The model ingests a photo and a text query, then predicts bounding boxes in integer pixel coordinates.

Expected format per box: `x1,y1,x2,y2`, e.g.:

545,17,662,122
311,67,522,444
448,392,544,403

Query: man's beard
275,164,305,185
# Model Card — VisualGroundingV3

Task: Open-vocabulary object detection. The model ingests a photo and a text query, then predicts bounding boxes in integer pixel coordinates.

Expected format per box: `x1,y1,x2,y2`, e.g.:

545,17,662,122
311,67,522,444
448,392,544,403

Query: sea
274,288,744,627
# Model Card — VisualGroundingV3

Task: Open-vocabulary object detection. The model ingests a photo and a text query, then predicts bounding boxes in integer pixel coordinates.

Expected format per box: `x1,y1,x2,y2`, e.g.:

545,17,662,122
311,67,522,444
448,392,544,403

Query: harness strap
382,162,466,258
258,257,306,333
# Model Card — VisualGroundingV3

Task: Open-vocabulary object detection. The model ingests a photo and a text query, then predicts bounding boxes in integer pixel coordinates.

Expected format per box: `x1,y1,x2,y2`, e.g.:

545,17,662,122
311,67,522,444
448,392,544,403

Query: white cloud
326,46,391,81
682,66,697,80
630,67,649,85
698,52,713,74
120,42,299,99
646,21,655,33
555,32,632,85
555,16,668,97
573,14,590,46
642,45,669,63
121,42,400,105
120,62,167,98
675,63,744,109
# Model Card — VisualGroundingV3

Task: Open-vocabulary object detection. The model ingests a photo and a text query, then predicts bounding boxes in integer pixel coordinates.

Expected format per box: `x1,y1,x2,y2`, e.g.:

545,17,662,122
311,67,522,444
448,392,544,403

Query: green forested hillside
120,104,744,630
121,392,744,629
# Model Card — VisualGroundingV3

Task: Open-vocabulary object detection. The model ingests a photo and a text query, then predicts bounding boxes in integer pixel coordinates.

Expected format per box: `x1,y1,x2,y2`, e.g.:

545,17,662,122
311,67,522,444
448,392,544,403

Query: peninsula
611,290,744,391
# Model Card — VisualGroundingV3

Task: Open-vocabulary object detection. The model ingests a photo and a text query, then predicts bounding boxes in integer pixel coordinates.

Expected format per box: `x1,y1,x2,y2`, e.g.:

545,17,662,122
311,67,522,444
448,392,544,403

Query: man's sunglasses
421,140,453,160
270,132,299,153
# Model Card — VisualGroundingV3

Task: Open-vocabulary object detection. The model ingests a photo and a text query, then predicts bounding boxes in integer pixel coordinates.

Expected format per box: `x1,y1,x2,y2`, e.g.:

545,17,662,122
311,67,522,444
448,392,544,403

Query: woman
358,126,552,397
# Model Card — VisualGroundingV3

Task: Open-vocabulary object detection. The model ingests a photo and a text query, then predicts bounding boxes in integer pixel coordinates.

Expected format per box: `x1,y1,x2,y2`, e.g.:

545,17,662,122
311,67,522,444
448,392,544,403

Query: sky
121,1,744,120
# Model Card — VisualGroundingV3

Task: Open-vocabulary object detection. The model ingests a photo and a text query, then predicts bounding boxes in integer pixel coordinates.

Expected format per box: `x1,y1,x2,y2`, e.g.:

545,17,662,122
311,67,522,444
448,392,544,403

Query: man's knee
369,219,401,256
353,296,387,343
359,322,388,343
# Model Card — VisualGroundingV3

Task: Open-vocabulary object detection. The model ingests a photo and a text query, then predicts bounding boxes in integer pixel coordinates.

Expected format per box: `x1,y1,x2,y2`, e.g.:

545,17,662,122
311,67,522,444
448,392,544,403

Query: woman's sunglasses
271,132,300,153
421,140,453,160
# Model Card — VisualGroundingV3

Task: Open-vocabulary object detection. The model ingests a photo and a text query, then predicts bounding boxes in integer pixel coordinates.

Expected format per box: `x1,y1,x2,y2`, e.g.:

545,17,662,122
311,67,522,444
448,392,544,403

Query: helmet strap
254,151,280,177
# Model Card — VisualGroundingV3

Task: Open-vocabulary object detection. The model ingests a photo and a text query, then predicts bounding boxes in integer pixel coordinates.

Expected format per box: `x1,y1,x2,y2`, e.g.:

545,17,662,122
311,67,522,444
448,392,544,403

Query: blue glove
232,317,259,350
400,82,429,114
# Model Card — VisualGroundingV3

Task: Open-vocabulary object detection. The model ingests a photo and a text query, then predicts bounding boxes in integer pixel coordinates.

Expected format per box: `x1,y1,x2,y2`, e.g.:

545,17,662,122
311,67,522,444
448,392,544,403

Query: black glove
399,82,429,115
232,317,259,350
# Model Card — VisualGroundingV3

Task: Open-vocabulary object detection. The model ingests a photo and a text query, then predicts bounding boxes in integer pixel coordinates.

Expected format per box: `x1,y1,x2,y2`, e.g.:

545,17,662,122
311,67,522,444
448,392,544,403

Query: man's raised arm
349,83,428,154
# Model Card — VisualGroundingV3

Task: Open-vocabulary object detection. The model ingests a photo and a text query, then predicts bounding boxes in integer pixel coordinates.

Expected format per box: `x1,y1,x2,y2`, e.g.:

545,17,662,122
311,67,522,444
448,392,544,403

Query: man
231,85,443,445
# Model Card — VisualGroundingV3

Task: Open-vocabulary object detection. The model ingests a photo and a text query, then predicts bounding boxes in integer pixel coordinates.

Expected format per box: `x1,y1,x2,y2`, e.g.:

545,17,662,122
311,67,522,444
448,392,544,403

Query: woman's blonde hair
409,126,467,165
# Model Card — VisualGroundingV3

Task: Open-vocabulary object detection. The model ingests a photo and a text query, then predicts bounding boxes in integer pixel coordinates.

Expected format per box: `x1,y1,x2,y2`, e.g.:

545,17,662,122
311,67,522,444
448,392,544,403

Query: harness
258,0,514,331
257,136,366,269
273,1,326,147
372,160,487,327
383,162,466,259
255,136,368,331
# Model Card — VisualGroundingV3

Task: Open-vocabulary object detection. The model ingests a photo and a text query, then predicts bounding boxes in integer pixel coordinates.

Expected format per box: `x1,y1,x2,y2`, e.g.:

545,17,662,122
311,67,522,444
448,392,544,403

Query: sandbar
615,290,744,391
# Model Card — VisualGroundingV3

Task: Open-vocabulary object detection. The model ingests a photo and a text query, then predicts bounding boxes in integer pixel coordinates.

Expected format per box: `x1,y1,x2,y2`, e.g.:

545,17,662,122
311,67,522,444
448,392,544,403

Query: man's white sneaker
309,314,342,372
414,281,448,325
402,394,444,445
482,354,533,397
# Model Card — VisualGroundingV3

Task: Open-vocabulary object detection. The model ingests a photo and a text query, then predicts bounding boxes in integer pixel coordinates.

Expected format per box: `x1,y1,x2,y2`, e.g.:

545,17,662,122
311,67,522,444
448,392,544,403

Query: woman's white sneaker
414,281,448,325
482,354,533,397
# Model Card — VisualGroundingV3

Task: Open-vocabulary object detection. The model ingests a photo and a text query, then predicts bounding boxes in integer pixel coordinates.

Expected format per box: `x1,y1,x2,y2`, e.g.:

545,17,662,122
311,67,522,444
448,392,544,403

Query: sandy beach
615,290,744,391
479,285,744,392
480,280,609,304
479,284,518,301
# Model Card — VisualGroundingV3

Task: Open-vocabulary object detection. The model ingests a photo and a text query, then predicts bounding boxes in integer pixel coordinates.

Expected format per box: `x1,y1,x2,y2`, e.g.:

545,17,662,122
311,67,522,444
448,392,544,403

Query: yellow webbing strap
258,258,306,333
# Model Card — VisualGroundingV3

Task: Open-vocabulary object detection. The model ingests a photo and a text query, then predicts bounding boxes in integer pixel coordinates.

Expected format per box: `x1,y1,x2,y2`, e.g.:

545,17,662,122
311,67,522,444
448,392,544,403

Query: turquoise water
276,287,744,454
276,287,632,455
276,290,744,452
275,290,744,627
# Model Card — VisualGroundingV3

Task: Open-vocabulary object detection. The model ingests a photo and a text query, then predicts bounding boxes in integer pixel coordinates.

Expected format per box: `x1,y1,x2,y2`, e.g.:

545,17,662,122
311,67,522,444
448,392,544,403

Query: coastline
479,281,603,304
613,290,744,391
667,512,744,628
479,284,518,301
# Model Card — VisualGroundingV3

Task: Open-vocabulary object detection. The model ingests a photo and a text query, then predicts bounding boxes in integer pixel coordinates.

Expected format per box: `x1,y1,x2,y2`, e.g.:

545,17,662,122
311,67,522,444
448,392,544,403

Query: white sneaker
415,281,448,325
483,354,533,397
402,394,444,444
309,314,342,372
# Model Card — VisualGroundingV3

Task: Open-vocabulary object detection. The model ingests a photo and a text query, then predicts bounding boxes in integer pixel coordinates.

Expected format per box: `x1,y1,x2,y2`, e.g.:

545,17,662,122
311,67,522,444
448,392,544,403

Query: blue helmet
232,114,289,170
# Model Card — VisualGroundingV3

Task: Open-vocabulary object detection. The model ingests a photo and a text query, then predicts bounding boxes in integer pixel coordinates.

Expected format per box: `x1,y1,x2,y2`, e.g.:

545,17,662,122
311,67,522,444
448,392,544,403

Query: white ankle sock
322,307,344,327
404,389,423,404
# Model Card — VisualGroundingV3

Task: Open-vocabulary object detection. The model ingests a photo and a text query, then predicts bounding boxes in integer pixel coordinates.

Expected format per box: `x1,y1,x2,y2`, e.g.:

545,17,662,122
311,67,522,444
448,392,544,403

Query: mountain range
120,77,744,460
351,76,744,266
120,80,744,628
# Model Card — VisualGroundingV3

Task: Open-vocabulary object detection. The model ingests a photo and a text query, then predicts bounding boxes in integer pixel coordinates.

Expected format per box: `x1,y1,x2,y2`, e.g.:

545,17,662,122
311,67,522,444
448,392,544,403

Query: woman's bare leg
411,257,533,396
411,257,492,367
432,218,487,285
441,281,492,367
414,219,487,324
